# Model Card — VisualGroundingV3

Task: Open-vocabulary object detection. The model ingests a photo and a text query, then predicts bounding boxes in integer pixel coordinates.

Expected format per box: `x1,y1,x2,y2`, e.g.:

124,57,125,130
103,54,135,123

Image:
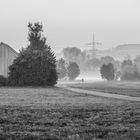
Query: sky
0,0,140,53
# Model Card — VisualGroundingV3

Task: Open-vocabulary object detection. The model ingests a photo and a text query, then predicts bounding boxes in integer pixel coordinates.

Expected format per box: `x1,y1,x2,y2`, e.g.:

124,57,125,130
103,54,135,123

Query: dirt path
58,84,140,102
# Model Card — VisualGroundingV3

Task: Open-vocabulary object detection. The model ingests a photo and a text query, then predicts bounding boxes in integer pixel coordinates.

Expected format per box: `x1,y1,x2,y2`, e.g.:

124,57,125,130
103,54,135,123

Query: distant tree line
100,57,140,81
62,47,120,72
61,46,140,81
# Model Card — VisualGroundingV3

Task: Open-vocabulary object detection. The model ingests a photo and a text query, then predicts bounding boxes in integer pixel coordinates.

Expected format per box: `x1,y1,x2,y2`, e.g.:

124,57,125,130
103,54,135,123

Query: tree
8,22,58,86
100,63,115,80
100,56,115,65
67,62,80,80
121,59,133,69
62,47,82,63
56,58,67,79
121,59,140,81
134,55,140,73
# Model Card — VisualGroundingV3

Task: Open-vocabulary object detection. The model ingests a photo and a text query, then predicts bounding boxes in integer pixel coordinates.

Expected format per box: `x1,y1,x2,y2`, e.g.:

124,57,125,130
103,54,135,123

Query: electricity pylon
86,33,101,58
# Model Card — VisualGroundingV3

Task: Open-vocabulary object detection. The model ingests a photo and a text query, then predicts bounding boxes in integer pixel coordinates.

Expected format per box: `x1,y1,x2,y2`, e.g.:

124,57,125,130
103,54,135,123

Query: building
0,42,18,77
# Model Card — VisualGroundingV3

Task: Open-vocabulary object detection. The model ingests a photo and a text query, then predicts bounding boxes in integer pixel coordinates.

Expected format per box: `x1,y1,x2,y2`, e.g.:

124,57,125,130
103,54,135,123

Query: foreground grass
69,81,140,97
0,87,139,139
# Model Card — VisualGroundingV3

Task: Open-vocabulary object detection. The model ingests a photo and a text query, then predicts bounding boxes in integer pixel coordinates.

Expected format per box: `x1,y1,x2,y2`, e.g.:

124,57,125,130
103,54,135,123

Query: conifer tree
8,22,58,86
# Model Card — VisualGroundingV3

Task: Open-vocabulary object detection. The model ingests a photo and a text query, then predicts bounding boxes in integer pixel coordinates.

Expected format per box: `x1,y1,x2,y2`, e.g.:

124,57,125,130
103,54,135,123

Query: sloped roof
0,42,18,55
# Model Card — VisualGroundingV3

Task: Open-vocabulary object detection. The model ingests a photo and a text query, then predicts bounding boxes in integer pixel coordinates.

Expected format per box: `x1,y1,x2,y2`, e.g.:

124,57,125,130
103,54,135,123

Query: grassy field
69,81,140,97
0,86,139,139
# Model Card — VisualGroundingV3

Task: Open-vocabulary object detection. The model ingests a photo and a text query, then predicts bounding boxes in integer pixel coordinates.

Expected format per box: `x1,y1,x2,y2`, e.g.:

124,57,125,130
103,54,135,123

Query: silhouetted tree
100,63,115,80
67,62,80,80
56,58,67,79
8,22,58,86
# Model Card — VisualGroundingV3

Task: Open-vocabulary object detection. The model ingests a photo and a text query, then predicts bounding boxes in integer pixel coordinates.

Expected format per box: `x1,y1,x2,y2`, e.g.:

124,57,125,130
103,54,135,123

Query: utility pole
92,33,95,58
86,33,101,58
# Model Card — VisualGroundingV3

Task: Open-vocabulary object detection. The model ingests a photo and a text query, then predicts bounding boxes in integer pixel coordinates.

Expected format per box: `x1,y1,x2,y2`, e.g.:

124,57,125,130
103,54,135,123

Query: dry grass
0,86,139,139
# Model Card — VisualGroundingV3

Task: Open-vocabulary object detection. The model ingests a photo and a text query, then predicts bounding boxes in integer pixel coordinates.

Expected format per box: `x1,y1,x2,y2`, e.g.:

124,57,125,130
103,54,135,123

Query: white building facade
0,42,18,77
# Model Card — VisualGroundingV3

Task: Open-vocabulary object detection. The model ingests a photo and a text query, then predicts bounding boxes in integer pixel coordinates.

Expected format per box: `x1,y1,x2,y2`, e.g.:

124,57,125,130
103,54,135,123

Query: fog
76,71,102,82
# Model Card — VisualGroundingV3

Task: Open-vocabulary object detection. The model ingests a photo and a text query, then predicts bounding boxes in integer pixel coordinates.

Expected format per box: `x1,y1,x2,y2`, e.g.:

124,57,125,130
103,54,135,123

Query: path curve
58,84,140,102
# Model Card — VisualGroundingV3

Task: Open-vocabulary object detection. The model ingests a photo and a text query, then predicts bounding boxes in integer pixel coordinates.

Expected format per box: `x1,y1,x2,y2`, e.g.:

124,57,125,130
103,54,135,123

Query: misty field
69,81,140,97
0,87,139,139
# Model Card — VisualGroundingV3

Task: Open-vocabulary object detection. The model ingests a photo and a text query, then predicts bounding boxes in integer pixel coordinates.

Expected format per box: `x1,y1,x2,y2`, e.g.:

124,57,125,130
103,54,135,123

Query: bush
0,75,8,86
100,63,115,80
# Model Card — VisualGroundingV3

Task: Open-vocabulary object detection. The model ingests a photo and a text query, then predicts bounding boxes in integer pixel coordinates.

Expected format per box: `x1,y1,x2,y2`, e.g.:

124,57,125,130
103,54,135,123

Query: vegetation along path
58,84,140,102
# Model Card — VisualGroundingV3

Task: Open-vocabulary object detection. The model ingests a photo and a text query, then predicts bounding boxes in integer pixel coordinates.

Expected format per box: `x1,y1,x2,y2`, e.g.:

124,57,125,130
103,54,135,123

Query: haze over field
0,0,140,53
77,71,102,81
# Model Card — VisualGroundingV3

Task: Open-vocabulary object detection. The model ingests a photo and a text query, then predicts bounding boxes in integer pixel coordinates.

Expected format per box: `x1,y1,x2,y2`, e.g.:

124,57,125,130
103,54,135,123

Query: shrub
0,75,8,86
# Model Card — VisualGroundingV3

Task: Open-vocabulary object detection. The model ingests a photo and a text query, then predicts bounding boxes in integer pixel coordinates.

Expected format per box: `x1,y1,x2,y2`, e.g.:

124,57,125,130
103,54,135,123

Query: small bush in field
0,75,8,86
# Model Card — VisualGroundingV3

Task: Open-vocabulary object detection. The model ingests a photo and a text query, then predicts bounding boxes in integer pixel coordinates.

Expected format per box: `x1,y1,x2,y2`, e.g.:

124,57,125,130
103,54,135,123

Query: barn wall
0,44,18,77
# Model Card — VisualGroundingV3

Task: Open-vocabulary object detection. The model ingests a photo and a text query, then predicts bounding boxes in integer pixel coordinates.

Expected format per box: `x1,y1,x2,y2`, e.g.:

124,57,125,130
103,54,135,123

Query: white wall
0,43,18,77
